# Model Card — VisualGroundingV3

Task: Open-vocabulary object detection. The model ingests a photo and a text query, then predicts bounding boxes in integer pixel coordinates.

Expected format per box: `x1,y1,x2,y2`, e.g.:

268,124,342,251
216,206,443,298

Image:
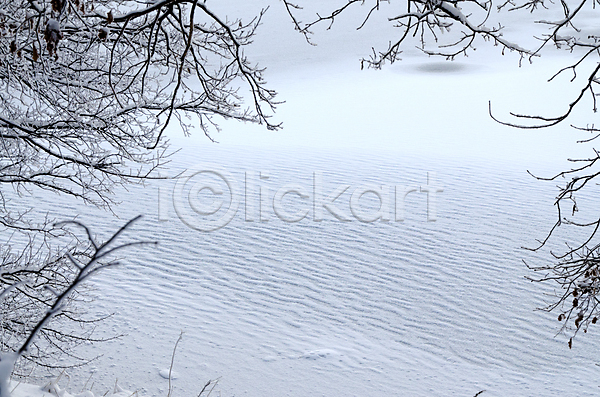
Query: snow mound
158,369,179,380
10,381,134,397
300,349,338,360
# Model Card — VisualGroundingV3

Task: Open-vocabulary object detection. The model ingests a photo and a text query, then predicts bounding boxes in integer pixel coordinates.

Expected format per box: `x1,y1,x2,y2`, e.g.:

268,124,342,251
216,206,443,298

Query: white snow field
8,380,133,397
50,148,598,397
8,1,600,396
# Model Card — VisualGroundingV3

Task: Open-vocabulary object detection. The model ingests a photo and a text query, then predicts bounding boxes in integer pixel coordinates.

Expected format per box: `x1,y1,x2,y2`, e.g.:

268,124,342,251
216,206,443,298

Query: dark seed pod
593,317,597,324
9,40,16,53
573,289,578,297
107,10,114,24
45,19,63,56
569,338,572,349
32,44,38,61
573,298,579,307
51,0,63,12
98,27,108,40
575,313,584,328
558,313,565,321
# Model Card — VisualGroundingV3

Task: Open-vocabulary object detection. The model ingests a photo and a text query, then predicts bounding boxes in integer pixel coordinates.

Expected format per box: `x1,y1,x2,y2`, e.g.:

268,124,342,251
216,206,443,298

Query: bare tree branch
0,216,150,396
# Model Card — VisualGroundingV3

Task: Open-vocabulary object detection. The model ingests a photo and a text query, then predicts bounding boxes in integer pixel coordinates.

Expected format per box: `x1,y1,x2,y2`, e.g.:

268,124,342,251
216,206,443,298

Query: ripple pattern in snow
30,146,600,397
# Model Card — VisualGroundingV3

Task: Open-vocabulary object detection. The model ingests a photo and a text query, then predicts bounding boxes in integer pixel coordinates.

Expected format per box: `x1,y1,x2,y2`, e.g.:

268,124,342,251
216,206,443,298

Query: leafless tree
282,0,600,345
0,236,115,376
522,156,600,348
0,0,278,373
1,0,278,213
282,0,533,68
0,216,151,397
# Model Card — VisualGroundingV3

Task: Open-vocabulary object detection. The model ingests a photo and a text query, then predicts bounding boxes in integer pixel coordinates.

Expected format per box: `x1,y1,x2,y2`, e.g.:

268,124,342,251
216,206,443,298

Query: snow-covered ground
9,1,600,396
9,380,133,397
49,148,596,397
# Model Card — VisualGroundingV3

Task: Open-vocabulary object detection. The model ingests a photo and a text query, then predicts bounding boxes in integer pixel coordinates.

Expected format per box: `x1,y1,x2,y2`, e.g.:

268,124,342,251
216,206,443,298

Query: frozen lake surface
36,144,600,397
9,1,600,395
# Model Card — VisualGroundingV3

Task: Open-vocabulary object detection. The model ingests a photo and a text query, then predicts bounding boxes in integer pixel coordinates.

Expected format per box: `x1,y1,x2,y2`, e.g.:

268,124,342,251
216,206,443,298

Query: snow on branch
0,0,279,226
282,0,533,68
0,216,153,397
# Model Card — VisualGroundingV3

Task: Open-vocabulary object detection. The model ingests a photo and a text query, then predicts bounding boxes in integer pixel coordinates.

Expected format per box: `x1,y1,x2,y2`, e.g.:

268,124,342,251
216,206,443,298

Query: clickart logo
158,166,443,232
